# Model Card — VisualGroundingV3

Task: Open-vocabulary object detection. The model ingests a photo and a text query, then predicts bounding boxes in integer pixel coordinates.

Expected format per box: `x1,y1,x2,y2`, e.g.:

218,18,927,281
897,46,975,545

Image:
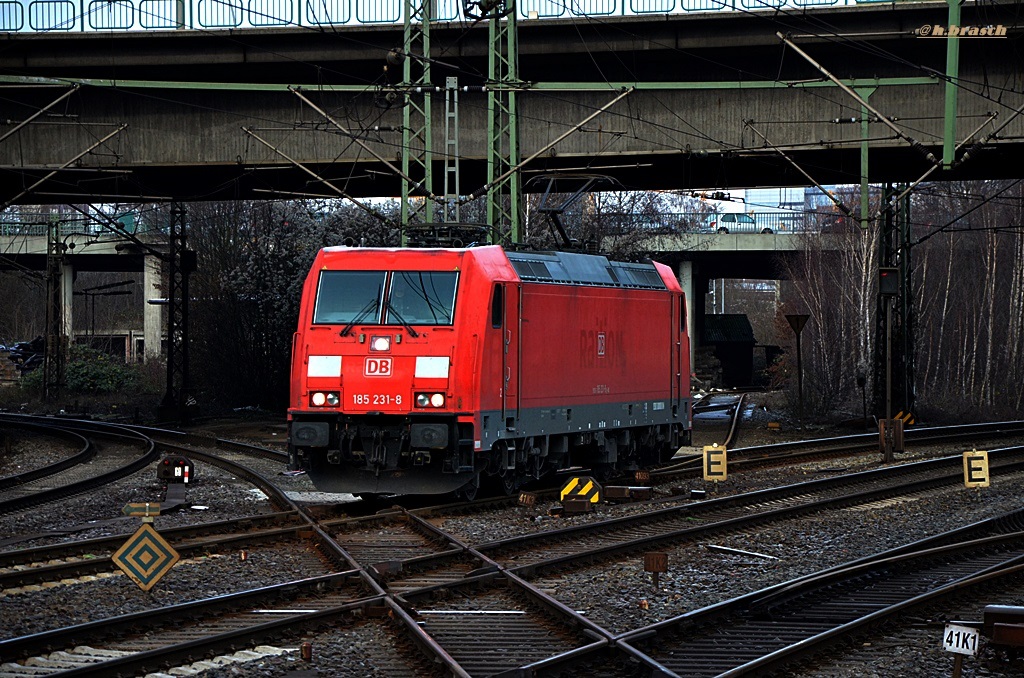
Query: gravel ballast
3,411,1024,676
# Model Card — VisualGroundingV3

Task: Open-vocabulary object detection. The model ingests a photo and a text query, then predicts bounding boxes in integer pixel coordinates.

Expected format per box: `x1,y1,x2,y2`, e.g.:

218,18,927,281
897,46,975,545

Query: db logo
364,357,393,377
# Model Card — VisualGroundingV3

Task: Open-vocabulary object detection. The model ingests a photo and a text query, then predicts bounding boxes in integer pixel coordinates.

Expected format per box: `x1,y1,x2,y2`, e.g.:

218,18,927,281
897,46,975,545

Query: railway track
0,418,156,516
376,509,1024,677
0,511,307,589
0,414,302,550
0,422,92,490
4,414,1024,676
618,524,1024,677
324,447,1024,589
0,423,362,590
0,571,381,676
650,418,1024,486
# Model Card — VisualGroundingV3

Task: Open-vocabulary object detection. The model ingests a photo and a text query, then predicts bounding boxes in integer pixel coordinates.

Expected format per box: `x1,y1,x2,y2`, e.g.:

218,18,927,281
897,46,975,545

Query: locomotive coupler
369,431,387,467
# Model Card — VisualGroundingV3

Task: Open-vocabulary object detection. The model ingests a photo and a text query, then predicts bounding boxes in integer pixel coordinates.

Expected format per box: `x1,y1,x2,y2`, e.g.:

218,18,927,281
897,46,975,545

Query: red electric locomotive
288,245,691,497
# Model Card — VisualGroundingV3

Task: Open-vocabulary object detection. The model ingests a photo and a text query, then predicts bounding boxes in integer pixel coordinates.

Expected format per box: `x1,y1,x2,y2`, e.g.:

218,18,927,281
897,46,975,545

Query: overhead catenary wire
777,32,940,168
462,87,635,203
242,126,400,227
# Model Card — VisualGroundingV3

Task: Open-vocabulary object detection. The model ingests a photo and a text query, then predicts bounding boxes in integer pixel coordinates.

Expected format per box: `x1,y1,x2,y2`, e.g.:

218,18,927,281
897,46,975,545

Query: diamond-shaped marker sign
112,523,180,591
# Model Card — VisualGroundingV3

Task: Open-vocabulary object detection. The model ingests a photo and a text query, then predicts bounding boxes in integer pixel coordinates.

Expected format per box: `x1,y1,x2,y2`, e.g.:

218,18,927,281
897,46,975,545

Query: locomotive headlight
310,391,340,407
415,392,446,408
370,335,391,352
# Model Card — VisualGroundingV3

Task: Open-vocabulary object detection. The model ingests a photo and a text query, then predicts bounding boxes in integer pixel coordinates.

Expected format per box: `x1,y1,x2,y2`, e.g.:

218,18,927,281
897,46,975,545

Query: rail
1,0,912,33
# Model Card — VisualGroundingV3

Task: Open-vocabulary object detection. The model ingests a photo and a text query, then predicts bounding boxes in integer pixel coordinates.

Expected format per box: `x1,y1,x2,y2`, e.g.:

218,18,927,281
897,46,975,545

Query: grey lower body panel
478,398,691,450
292,397,691,496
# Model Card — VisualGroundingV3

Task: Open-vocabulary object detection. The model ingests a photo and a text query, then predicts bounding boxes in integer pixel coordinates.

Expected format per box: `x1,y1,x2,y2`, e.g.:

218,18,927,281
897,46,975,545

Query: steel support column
874,185,914,419
897,190,915,416
487,11,521,245
855,87,875,231
444,76,460,224
159,203,193,422
42,222,67,401
943,0,963,168
401,0,434,241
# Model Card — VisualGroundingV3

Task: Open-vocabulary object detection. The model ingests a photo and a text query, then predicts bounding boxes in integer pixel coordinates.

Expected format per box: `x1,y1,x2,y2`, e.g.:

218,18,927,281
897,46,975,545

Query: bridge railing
0,210,149,236
0,0,894,33
598,210,822,235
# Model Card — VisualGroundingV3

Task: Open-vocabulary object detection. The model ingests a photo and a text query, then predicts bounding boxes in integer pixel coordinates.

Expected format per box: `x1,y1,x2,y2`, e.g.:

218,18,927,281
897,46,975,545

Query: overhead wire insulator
463,0,513,20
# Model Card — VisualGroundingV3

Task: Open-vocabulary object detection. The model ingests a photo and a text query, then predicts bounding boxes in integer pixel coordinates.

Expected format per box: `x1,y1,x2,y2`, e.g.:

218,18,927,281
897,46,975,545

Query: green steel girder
0,75,938,92
855,86,876,231
943,0,962,169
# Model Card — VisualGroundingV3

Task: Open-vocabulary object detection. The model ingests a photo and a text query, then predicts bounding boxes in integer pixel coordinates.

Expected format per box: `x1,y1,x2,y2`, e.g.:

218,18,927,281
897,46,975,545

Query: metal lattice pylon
43,222,66,401
873,185,915,419
401,0,433,241
487,11,521,245
444,76,460,224
160,203,192,422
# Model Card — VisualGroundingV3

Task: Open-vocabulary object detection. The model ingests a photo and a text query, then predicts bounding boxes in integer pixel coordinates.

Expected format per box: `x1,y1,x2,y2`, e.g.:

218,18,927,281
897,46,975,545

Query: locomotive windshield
312,270,457,327
386,271,458,326
313,271,385,324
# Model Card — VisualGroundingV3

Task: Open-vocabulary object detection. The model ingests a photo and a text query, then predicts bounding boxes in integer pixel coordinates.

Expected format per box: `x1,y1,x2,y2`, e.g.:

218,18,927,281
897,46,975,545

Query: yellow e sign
703,444,727,481
963,450,990,488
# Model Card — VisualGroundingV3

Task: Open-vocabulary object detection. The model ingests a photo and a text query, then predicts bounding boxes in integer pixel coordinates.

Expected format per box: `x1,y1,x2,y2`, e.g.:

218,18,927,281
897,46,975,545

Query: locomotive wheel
455,473,481,501
481,469,518,496
594,464,617,482
497,470,517,496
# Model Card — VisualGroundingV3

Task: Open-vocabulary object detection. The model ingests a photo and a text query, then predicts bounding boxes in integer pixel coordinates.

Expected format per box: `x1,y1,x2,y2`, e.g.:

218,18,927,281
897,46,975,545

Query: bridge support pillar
59,262,73,339
678,261,696,369
143,252,162,363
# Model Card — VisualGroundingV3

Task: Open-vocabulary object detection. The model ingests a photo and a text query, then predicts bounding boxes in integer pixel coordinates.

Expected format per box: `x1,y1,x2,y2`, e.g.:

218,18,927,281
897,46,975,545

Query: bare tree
912,180,1024,418
776,194,881,417
186,199,399,410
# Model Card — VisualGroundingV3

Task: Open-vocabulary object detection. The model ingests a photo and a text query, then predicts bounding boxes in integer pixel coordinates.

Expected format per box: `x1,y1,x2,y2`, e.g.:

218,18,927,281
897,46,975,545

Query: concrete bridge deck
1,2,1022,204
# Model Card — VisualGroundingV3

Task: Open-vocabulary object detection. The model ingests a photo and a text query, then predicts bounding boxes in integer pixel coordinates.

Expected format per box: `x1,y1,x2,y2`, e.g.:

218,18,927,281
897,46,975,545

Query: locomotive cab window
313,271,385,324
491,284,504,328
386,271,459,326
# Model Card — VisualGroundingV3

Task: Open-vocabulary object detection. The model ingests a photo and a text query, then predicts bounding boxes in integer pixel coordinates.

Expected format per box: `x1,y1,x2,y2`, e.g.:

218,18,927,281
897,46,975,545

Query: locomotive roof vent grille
510,259,553,281
614,264,666,289
507,251,665,290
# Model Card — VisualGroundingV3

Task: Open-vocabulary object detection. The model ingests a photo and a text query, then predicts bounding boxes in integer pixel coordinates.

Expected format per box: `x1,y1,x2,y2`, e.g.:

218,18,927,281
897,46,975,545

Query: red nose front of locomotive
287,247,497,495
294,251,464,417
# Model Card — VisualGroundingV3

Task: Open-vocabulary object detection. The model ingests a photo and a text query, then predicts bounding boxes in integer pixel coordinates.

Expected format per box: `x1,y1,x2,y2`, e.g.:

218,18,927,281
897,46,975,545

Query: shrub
18,345,139,395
